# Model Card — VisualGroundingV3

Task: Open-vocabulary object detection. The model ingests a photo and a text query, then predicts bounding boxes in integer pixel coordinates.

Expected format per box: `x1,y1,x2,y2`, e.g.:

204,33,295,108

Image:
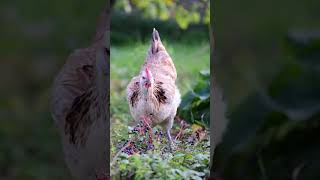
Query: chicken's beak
144,81,151,88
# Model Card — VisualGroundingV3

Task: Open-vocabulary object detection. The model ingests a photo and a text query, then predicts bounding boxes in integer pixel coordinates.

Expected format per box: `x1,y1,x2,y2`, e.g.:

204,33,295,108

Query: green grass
110,41,210,179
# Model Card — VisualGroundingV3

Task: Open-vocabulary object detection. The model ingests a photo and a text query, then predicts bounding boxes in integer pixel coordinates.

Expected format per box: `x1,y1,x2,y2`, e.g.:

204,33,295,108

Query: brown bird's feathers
64,86,98,146
154,81,167,104
127,76,140,107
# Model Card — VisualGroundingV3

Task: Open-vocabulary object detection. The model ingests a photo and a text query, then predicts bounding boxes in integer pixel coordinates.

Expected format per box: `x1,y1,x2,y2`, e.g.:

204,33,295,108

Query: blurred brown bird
126,28,181,151
51,7,109,180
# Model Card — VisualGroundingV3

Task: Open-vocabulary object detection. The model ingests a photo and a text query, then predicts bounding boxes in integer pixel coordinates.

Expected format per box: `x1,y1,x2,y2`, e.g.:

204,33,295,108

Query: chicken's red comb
145,67,151,79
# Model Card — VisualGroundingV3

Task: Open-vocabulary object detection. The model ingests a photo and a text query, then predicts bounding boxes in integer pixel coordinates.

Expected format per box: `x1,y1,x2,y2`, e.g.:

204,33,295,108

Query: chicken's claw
140,115,152,129
166,130,176,152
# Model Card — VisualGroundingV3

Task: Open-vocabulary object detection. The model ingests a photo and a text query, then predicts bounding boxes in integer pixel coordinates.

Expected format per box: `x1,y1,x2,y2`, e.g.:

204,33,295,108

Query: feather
130,87,140,107
65,87,98,146
154,81,167,104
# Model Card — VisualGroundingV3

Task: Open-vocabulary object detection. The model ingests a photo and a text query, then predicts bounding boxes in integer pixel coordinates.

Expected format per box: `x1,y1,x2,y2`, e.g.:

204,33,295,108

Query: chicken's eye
142,76,146,80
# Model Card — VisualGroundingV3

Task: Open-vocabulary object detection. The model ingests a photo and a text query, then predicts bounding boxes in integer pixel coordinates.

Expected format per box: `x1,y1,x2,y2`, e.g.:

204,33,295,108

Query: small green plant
111,118,210,179
179,70,210,127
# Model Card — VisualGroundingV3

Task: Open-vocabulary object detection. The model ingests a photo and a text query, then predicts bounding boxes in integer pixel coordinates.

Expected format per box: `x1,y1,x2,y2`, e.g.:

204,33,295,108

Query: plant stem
111,140,132,166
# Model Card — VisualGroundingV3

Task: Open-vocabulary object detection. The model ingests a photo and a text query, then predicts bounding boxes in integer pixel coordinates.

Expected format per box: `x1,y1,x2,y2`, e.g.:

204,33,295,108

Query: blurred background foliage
111,0,210,45
114,0,209,30
212,0,320,179
179,70,210,127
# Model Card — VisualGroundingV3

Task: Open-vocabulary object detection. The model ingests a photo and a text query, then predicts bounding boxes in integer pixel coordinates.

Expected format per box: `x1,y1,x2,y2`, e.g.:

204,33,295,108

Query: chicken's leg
166,129,174,152
165,117,175,152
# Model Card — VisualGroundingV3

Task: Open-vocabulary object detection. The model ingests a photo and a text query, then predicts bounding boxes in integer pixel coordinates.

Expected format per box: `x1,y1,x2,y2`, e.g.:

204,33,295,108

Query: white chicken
126,28,181,150
51,7,109,180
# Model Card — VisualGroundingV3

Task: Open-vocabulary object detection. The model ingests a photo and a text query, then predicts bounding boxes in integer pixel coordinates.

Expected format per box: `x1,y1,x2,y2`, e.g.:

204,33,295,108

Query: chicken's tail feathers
149,28,165,55
152,28,160,42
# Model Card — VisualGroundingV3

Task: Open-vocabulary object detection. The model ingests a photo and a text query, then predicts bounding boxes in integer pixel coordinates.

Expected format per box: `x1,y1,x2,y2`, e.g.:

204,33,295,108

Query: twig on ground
111,140,132,166
175,120,187,140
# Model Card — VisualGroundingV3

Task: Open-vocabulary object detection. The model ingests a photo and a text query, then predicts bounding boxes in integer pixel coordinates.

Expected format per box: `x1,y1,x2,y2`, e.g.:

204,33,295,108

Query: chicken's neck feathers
141,84,154,99
141,83,164,110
